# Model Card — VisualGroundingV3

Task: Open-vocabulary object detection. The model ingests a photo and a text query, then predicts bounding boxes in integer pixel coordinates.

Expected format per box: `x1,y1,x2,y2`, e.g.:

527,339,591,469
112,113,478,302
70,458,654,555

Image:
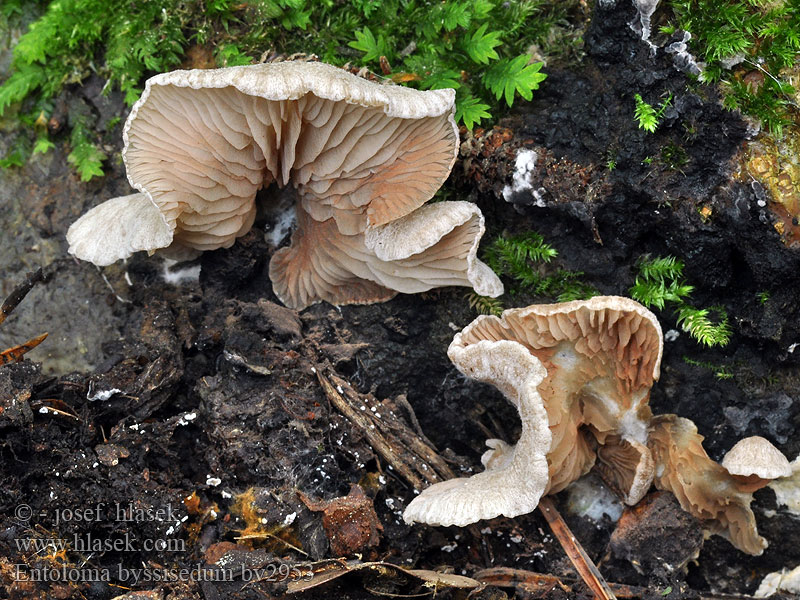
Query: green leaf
630,279,667,309
470,0,494,20
483,55,546,107
68,144,105,181
350,0,383,18
348,26,389,62
455,94,492,129
463,23,502,64
215,43,253,67
68,122,106,182
0,137,29,169
282,8,311,30
420,68,462,90
32,136,55,155
676,305,731,347
12,11,59,64
637,255,685,281
205,0,235,16
443,2,471,31
0,66,46,117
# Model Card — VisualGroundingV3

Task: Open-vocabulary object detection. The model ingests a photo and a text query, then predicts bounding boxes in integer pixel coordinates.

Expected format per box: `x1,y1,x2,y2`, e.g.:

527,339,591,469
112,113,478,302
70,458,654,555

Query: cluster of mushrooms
403,296,795,556
67,62,794,556
67,61,502,309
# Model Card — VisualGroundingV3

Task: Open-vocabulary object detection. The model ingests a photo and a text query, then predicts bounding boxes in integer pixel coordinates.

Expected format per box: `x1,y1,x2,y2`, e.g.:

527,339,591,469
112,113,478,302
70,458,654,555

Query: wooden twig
538,496,617,600
0,268,44,326
31,399,80,421
1,269,48,365
0,332,48,365
474,567,642,597
315,367,453,491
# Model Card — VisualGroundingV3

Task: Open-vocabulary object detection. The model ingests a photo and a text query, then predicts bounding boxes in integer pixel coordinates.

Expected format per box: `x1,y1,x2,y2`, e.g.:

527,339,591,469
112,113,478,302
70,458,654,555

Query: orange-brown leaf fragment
299,484,382,557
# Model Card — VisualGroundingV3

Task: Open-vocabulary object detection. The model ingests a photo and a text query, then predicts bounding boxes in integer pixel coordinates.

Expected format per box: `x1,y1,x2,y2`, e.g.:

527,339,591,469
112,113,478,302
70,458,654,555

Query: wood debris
0,268,47,365
315,366,455,491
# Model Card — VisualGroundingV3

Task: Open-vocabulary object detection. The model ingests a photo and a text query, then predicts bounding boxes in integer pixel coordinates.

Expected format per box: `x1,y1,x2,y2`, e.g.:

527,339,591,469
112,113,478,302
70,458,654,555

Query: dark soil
1,2,800,599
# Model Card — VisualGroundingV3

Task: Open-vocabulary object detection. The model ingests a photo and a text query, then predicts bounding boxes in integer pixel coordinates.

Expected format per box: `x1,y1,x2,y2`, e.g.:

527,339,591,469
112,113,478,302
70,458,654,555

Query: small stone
94,443,130,467
609,491,703,576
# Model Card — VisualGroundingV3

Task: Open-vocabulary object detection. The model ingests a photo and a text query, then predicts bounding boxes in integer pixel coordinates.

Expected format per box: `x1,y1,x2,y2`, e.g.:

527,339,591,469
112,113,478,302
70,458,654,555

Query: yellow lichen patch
229,488,305,553
230,488,267,541
741,119,800,247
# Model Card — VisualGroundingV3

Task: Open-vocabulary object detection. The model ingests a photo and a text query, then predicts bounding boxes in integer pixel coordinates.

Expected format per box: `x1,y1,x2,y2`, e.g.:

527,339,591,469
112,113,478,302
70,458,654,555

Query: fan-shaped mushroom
67,61,502,309
403,296,663,527
648,414,770,555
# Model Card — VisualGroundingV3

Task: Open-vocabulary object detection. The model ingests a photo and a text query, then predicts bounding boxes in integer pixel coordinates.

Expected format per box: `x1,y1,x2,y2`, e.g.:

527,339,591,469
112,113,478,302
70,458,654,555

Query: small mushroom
648,414,768,555
721,436,791,493
67,61,502,308
403,296,663,527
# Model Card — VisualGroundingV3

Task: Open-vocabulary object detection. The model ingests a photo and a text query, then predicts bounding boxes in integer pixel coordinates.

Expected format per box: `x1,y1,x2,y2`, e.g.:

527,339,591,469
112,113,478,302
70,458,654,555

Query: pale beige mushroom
403,296,663,527
67,61,502,308
403,339,553,526
721,436,791,493
648,414,768,555
66,193,173,265
269,201,503,308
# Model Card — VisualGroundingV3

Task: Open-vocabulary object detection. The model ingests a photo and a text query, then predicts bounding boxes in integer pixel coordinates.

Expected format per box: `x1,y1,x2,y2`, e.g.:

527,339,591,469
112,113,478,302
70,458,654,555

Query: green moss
0,0,586,178
682,355,734,379
471,230,599,316
467,292,505,316
630,255,731,347
660,141,689,172
633,92,673,133
664,0,800,136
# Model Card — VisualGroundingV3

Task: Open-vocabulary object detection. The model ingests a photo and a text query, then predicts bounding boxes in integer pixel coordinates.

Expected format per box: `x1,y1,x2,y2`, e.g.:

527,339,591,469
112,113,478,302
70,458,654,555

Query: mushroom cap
403,340,552,527
122,61,458,251
722,436,791,480
66,193,173,266
456,295,663,387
